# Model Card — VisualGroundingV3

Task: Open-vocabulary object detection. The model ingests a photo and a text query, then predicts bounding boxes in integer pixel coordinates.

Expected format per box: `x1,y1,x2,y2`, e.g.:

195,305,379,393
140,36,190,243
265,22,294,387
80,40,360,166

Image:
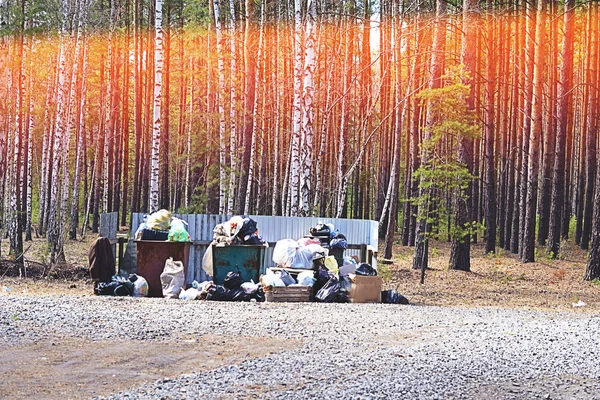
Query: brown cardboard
349,276,383,303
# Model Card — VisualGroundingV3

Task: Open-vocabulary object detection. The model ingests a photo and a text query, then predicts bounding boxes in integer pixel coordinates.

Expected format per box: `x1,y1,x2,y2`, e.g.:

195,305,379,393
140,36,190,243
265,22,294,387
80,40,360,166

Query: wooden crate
265,286,313,302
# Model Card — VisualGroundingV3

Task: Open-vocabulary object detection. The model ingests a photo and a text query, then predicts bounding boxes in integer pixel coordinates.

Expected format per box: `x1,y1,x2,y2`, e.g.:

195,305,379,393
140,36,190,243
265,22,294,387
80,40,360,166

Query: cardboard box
349,276,382,303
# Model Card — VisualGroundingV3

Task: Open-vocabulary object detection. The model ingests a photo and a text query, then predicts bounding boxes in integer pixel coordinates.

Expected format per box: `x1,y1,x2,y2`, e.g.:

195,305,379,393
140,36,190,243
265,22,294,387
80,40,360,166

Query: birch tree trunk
47,0,69,264
150,0,164,213
289,0,303,216
39,69,55,236
236,0,257,213
25,41,34,242
227,0,237,214
70,39,88,240
213,0,228,213
300,0,316,216
243,0,265,215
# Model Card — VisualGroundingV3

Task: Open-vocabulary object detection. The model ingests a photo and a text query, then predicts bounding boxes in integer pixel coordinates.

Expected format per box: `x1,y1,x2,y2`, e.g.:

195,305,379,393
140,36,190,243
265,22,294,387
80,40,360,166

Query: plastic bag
310,223,334,237
355,263,377,276
298,237,321,247
97,275,134,296
168,217,190,242
278,270,296,286
241,280,259,294
315,276,341,303
382,290,410,305
324,256,339,274
179,287,200,300
161,257,185,299
134,219,148,240
224,271,243,289
129,274,149,297
146,209,172,231
272,239,314,269
330,238,348,250
296,271,316,287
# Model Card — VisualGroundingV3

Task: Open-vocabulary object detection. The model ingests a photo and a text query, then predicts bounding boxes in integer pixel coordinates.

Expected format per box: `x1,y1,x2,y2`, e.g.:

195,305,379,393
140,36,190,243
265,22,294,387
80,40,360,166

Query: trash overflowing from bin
94,216,409,305
134,209,191,242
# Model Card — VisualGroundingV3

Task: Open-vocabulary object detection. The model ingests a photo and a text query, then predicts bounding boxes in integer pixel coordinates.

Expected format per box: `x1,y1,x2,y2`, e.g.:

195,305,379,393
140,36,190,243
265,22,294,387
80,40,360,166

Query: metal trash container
135,240,191,297
212,244,266,286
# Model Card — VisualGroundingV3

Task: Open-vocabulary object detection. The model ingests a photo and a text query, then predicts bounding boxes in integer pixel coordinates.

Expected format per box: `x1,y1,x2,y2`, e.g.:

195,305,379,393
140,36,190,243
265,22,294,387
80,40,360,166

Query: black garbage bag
310,223,331,237
382,290,410,305
335,274,352,303
206,285,247,301
252,286,266,302
223,271,243,289
237,218,258,241
355,263,377,276
313,265,333,293
96,275,134,296
315,276,342,303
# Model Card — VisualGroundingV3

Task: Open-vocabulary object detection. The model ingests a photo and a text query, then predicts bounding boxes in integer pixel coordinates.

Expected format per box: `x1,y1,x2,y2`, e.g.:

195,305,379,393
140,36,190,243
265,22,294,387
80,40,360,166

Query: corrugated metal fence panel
130,213,377,283
100,212,118,239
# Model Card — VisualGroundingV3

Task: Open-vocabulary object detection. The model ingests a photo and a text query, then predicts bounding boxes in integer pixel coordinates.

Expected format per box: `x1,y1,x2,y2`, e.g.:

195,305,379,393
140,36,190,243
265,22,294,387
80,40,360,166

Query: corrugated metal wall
127,213,378,284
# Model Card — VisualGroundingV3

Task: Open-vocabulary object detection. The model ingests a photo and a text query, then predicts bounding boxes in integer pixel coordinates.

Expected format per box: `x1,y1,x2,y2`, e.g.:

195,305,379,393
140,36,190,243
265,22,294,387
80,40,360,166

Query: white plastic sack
297,271,316,287
161,257,185,299
272,239,314,269
179,287,200,300
133,276,149,297
241,280,259,295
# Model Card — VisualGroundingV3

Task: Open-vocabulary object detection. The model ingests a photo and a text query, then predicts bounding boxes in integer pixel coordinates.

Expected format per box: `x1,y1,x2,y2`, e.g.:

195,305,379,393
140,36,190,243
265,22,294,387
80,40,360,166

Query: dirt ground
0,335,295,400
2,234,600,311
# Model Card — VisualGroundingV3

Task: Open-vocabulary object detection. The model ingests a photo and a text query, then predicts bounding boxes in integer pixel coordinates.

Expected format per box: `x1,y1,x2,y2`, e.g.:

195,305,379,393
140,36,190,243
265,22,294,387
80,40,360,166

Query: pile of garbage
211,216,265,246
96,274,149,297
134,209,191,242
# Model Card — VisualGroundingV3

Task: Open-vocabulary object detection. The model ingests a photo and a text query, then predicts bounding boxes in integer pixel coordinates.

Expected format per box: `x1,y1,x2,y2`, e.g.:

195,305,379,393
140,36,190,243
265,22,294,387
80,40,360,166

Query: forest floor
1,233,600,312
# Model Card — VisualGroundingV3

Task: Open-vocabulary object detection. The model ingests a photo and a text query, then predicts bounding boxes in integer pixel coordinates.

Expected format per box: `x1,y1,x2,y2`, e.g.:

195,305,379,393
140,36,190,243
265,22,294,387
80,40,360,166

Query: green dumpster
212,244,266,285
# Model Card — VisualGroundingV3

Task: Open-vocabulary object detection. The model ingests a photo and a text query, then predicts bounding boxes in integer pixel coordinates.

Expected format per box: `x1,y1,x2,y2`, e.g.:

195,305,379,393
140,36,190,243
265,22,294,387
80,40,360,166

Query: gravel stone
1,295,600,399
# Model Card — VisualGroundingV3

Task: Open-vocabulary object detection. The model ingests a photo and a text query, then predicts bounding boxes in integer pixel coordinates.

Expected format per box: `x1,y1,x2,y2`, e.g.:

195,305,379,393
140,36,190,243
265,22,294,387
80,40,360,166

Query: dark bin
135,240,191,297
212,245,266,286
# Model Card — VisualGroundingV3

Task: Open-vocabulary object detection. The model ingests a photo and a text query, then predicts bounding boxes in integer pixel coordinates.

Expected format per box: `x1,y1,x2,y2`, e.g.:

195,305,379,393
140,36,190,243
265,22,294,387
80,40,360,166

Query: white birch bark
227,0,237,213
60,0,84,246
272,16,282,215
150,0,164,213
9,34,24,258
25,41,34,242
47,0,69,263
70,38,88,239
243,0,265,215
300,0,316,216
184,57,193,209
39,70,54,235
335,7,350,217
213,0,227,214
289,0,303,216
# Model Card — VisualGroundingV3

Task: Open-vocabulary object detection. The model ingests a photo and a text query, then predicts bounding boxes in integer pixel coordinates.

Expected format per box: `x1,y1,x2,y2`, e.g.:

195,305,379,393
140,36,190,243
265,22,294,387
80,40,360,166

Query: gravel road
1,295,599,399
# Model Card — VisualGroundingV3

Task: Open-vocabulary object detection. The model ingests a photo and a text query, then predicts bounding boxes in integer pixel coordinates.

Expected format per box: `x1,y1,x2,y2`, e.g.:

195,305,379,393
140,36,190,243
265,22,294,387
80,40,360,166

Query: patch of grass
592,279,600,288
505,273,527,282
378,263,392,283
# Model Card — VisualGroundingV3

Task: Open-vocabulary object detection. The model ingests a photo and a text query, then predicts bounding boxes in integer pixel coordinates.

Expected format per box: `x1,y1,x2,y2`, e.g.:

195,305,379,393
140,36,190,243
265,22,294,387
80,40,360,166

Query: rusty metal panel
134,241,190,297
